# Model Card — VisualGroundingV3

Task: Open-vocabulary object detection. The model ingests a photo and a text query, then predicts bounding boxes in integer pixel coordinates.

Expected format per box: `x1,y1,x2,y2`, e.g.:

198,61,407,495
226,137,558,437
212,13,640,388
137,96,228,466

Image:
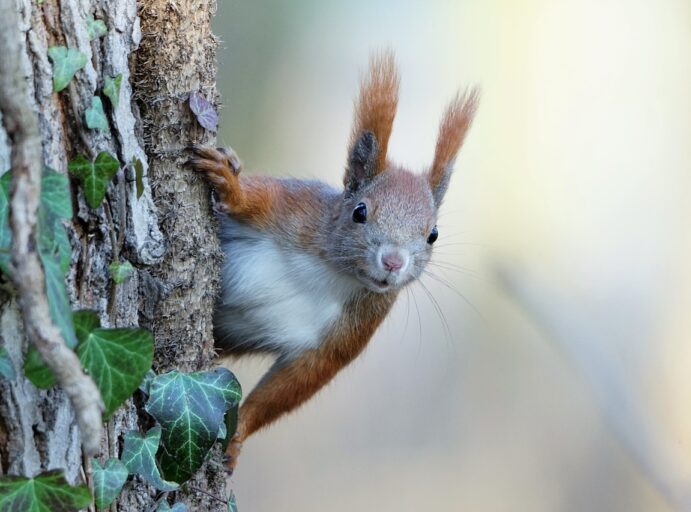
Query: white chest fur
214,218,359,357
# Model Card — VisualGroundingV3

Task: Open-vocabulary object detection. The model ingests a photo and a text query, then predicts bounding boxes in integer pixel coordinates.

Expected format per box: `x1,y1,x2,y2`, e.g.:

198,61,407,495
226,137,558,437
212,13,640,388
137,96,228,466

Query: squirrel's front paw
187,145,242,175
215,147,242,176
186,145,242,210
223,435,243,475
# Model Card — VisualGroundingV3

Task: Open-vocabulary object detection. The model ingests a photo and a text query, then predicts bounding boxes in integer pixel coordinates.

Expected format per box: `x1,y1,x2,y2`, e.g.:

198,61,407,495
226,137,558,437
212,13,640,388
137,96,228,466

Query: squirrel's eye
352,202,367,223
427,226,438,244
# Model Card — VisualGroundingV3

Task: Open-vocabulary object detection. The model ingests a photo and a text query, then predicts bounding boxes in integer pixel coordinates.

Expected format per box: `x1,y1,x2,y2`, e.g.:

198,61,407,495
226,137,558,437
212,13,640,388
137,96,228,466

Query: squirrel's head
327,51,478,293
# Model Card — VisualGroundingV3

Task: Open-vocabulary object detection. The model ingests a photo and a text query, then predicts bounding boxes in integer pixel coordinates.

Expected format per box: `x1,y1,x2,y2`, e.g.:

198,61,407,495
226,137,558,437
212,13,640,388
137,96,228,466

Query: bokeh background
212,1,691,511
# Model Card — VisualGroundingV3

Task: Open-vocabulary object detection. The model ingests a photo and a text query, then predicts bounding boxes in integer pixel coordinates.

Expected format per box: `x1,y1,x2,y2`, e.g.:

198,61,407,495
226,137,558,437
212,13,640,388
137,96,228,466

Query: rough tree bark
0,0,227,509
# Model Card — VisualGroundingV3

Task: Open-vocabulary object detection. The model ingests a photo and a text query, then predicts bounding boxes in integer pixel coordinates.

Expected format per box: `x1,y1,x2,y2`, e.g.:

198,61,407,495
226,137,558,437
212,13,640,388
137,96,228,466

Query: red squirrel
187,51,478,471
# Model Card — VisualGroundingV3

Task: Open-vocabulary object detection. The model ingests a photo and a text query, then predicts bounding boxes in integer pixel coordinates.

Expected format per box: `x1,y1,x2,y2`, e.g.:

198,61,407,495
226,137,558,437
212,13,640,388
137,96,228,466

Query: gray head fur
327,132,438,293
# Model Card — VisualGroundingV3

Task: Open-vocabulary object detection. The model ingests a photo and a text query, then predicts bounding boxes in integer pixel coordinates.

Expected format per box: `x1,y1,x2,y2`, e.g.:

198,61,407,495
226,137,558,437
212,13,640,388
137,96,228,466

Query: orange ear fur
429,89,479,202
348,50,400,175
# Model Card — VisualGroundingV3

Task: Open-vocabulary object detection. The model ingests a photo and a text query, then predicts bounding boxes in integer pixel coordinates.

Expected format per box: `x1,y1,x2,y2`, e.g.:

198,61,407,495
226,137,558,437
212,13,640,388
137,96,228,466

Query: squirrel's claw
186,145,242,176
185,145,243,213
223,436,243,475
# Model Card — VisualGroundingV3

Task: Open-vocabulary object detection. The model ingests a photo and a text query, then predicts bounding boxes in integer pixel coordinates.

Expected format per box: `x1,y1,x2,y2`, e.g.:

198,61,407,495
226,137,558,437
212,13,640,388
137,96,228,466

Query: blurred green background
213,1,691,510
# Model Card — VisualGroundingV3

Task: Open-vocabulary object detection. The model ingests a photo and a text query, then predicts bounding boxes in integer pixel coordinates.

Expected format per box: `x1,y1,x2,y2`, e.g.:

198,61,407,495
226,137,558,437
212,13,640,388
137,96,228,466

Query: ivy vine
0,13,239,512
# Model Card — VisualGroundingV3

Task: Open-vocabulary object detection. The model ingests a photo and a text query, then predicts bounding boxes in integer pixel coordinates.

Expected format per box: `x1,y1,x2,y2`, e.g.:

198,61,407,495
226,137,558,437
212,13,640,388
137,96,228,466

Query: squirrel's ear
345,130,379,194
428,89,479,206
344,50,399,192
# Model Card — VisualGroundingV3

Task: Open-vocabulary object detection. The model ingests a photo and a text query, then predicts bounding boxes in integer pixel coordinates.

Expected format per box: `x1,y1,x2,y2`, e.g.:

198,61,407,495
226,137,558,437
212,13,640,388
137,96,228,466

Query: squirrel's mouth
357,270,392,291
371,278,389,289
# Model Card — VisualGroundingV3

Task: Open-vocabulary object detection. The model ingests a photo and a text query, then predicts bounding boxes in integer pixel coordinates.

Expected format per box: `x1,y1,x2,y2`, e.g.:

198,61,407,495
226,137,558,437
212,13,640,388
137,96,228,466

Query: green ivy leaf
109,260,134,284
0,470,92,511
74,310,153,418
0,168,75,349
157,501,187,512
41,252,76,347
0,346,16,381
92,458,128,510
1,166,75,387
138,369,156,395
217,420,227,442
40,211,72,273
145,368,242,483
68,152,119,209
85,96,109,132
74,309,100,341
132,158,144,199
38,167,77,349
24,345,56,388
1,168,72,272
35,168,76,352
87,17,107,40
48,46,87,92
40,170,73,219
228,491,238,512
36,169,73,275
220,405,238,451
104,74,122,109
121,426,179,492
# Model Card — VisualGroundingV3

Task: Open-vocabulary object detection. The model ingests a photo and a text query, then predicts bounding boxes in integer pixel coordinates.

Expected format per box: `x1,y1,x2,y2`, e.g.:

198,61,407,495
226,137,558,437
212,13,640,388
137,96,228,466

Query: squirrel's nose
381,251,405,272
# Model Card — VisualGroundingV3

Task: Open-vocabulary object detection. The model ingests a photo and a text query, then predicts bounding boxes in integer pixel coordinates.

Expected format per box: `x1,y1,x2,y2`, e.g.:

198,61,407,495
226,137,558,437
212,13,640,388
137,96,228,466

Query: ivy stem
107,417,116,458
187,486,228,505
67,81,96,160
106,419,118,512
117,171,127,251
82,454,96,512
102,198,119,323
103,198,120,262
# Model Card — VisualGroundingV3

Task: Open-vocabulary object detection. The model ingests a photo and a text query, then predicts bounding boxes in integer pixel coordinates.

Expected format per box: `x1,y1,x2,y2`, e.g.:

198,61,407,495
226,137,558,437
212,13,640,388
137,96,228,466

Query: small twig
82,454,96,512
79,462,88,487
103,199,120,322
107,417,116,458
106,419,118,512
103,199,120,263
187,486,228,505
0,4,103,455
67,81,96,160
117,171,127,250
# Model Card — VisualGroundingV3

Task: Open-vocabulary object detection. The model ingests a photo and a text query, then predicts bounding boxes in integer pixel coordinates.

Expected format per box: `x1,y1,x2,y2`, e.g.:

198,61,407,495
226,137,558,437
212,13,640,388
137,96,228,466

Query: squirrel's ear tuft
428,88,479,206
344,49,399,191
345,130,379,194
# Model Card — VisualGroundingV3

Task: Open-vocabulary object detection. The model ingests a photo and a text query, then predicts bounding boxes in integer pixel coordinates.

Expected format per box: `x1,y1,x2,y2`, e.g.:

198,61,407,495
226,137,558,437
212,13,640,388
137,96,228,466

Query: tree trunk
0,0,227,509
